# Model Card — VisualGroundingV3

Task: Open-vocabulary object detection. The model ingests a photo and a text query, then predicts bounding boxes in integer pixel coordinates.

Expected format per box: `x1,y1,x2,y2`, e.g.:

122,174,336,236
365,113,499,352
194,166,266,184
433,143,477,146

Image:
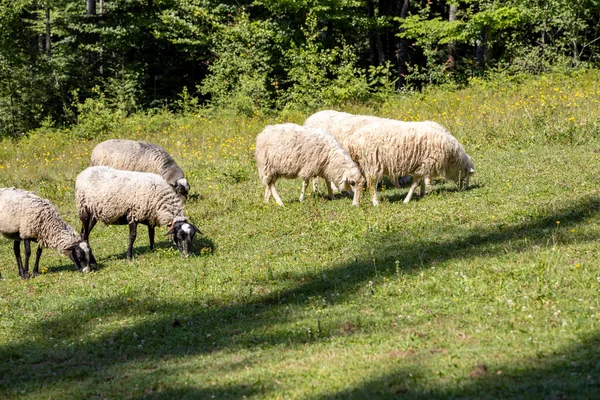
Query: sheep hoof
81,266,92,273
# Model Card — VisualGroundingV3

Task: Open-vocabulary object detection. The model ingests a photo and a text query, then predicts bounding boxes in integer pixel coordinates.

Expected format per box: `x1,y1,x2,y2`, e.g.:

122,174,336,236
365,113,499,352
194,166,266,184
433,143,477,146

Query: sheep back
348,120,473,182
255,123,359,186
75,166,186,228
91,139,185,186
304,110,380,150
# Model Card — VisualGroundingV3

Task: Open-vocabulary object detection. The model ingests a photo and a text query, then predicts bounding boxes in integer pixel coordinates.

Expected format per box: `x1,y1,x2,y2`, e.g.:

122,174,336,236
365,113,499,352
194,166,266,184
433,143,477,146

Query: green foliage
1,0,600,129
71,87,126,140
200,12,278,115
282,13,367,109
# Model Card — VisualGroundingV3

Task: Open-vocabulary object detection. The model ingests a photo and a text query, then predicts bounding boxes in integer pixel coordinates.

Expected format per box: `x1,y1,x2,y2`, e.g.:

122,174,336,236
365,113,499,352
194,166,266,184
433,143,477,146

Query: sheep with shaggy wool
0,188,95,279
347,120,474,206
304,110,379,149
255,123,364,206
304,110,414,188
91,139,190,198
75,166,201,259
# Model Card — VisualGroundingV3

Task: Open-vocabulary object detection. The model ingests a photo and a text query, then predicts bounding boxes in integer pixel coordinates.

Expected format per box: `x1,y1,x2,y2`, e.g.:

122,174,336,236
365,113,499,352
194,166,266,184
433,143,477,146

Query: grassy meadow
1,70,600,399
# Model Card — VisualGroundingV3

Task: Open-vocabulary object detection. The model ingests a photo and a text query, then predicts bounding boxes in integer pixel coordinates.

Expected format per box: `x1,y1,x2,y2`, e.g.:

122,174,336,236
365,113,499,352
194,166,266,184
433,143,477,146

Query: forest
1,0,599,137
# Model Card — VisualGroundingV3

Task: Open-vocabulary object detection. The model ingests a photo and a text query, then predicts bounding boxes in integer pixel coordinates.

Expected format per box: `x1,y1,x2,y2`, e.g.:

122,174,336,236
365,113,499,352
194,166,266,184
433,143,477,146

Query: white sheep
91,139,191,198
255,123,364,206
304,110,410,189
347,120,475,206
75,166,201,259
0,188,95,279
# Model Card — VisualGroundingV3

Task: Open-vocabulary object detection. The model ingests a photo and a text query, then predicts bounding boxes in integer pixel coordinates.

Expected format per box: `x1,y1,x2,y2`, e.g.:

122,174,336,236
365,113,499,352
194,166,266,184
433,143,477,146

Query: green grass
1,70,600,399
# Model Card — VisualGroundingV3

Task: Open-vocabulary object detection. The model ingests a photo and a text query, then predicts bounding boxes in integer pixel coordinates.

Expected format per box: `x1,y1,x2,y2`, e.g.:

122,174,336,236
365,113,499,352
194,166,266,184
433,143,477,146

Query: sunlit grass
1,71,600,399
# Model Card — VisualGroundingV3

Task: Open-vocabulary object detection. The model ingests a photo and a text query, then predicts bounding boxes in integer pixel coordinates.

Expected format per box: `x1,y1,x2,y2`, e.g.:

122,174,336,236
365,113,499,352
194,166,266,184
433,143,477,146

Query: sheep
346,120,475,206
255,123,364,206
0,188,96,279
304,110,409,189
75,166,201,259
91,139,191,198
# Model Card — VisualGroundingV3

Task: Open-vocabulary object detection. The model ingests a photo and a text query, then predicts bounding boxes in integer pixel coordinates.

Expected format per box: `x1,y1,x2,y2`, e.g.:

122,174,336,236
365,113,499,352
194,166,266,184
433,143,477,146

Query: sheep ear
166,221,176,235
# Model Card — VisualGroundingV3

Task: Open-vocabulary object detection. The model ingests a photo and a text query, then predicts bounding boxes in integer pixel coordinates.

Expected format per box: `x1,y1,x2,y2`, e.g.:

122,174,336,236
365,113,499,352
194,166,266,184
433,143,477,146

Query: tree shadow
318,332,600,399
384,182,483,203
1,195,599,397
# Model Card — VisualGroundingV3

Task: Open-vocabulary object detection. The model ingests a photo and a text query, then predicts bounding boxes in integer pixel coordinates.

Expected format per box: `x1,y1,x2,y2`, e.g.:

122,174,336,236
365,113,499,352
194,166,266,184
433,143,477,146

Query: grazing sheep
304,110,379,149
91,139,190,198
75,166,201,259
347,120,475,206
255,123,364,206
0,188,95,279
304,110,408,189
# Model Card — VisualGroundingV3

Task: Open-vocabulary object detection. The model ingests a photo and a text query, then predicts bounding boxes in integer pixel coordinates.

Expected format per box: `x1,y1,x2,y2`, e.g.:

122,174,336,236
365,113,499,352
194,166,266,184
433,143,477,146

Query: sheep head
173,178,191,198
65,241,95,273
168,219,202,257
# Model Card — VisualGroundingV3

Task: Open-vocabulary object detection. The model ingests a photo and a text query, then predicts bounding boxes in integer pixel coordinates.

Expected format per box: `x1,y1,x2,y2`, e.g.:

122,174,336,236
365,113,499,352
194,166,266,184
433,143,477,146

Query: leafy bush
200,13,277,115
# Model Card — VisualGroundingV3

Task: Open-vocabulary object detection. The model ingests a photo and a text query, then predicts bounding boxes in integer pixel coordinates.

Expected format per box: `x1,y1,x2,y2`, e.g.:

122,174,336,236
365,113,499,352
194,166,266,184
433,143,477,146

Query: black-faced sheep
0,188,95,279
91,139,191,198
75,166,201,259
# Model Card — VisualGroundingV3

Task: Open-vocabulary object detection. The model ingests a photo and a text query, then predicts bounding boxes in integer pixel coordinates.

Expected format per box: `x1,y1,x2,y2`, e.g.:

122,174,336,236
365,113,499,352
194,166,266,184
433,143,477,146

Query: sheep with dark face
91,139,191,198
75,166,201,259
0,188,95,279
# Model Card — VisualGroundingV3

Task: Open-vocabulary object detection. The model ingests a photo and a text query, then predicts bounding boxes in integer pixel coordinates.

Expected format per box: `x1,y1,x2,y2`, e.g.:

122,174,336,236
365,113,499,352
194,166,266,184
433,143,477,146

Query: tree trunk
99,0,104,75
476,26,490,67
86,0,96,15
45,8,51,55
445,3,457,71
375,0,386,65
396,0,410,89
366,0,377,65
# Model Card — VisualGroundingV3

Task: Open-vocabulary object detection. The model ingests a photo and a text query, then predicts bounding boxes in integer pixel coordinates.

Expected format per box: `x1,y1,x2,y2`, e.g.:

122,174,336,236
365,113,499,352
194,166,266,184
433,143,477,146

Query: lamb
75,166,201,259
255,123,364,206
91,139,191,198
0,188,95,279
347,120,475,206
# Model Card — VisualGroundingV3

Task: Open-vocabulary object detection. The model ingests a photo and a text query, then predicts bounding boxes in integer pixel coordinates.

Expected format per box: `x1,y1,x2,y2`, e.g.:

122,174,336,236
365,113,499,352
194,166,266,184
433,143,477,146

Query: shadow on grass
1,195,599,397
319,332,600,399
384,182,483,203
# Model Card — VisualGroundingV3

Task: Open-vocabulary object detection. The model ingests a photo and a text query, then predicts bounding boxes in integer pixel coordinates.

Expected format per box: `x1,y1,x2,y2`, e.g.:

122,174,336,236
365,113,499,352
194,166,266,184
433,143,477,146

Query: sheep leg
351,184,362,206
264,185,272,203
13,241,27,279
420,179,427,197
312,177,321,195
81,214,98,242
369,177,380,206
127,221,138,260
325,179,334,200
148,225,155,251
299,179,308,202
23,239,32,277
32,246,43,276
269,183,284,206
392,176,401,189
404,178,422,203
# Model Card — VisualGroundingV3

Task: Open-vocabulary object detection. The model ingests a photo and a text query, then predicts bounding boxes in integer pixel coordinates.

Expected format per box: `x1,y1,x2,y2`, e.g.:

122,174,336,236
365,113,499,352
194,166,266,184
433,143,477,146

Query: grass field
1,70,600,399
